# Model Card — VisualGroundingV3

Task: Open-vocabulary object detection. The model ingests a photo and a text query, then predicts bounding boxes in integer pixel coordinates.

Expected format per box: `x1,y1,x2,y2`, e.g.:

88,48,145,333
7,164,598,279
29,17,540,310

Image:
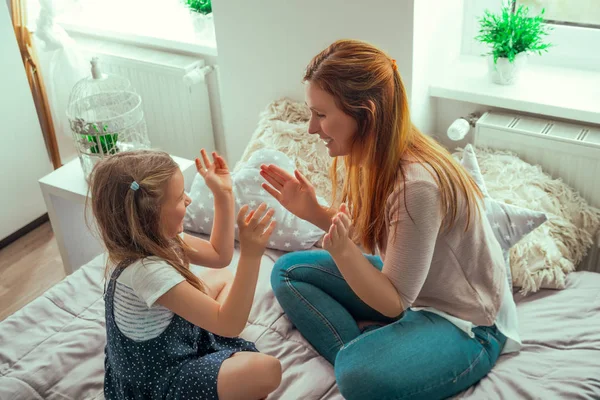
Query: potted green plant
186,0,211,15
476,0,552,85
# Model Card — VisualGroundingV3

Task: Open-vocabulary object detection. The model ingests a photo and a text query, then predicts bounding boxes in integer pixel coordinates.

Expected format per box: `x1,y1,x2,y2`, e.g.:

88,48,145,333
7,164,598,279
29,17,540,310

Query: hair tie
130,181,140,191
391,59,397,71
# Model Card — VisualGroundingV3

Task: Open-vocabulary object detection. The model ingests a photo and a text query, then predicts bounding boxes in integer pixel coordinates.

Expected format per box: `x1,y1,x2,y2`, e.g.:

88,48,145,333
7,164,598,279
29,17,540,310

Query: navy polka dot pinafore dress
104,264,258,399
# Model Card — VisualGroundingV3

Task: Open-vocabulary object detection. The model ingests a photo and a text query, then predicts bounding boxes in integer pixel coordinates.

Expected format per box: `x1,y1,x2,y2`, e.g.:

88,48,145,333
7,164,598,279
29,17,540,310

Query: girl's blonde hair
88,150,205,292
305,39,482,253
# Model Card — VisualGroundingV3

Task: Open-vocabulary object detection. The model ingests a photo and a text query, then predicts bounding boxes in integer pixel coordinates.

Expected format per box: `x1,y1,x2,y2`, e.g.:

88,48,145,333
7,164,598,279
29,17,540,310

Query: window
25,0,215,54
517,0,600,28
462,0,600,71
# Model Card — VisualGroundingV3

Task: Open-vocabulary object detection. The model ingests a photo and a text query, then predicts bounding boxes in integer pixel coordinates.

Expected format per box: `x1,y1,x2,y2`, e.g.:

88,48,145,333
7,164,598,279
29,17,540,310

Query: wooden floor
0,222,65,321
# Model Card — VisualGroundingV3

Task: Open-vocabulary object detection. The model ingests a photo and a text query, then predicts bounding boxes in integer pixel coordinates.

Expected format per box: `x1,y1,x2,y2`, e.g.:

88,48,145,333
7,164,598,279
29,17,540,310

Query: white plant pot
190,12,215,41
191,12,208,34
487,53,528,85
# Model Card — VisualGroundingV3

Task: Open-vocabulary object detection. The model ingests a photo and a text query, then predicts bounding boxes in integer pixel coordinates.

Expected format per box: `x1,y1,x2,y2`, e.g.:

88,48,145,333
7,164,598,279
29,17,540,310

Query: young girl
90,149,281,400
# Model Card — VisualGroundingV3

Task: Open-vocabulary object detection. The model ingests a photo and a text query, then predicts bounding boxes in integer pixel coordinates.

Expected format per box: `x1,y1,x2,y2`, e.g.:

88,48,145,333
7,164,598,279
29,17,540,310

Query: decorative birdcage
66,57,151,180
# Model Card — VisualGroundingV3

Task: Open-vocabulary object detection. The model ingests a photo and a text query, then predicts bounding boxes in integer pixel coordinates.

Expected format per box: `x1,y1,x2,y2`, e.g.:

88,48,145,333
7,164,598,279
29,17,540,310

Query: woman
260,39,520,400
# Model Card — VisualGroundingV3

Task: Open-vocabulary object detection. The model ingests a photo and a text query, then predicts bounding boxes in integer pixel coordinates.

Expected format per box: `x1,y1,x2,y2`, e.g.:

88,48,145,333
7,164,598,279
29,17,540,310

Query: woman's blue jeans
271,250,506,400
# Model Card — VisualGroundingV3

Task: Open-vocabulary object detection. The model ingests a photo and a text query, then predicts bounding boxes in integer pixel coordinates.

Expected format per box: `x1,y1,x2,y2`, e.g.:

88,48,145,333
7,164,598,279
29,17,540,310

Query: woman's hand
196,149,232,195
260,164,320,222
237,203,276,258
323,203,353,256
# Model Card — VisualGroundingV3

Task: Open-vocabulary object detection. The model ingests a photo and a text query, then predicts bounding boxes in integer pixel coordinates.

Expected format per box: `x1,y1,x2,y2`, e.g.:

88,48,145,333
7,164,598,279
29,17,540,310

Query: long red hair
304,39,482,253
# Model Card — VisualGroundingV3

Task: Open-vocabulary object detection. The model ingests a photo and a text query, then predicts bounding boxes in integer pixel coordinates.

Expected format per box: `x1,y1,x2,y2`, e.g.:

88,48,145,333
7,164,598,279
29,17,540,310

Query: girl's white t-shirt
110,234,201,342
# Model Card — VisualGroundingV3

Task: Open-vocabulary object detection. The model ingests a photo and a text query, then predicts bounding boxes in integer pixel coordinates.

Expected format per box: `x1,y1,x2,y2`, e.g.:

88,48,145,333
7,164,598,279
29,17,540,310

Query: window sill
59,21,217,58
430,56,600,125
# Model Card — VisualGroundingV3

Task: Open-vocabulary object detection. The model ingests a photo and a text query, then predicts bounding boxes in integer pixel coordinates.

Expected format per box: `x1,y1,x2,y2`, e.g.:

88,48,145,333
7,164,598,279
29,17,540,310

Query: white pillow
184,149,326,251
234,98,343,204
461,145,548,288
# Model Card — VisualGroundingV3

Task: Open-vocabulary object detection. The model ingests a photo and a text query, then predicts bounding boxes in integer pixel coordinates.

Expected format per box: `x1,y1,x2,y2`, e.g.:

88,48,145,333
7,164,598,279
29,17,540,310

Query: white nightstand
39,156,197,275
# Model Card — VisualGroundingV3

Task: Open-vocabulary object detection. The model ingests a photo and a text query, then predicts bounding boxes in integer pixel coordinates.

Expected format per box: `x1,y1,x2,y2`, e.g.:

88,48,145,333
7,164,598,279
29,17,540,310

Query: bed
1,241,599,400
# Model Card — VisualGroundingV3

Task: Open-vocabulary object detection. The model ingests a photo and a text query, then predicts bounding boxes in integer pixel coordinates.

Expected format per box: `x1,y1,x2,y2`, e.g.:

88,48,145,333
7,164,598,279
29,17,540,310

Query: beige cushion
455,146,600,294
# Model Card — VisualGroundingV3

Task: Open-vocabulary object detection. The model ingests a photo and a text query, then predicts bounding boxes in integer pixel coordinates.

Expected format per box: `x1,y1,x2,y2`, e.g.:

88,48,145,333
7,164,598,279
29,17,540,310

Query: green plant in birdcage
86,123,119,155
185,0,211,14
475,0,552,64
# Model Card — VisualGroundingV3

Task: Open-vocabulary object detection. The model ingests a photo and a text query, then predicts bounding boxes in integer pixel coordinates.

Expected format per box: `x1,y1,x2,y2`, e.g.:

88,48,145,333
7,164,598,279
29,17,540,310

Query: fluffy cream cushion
454,146,600,294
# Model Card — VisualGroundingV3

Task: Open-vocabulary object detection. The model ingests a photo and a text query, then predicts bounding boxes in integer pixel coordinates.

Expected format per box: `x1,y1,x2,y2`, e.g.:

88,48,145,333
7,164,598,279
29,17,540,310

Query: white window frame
462,0,600,71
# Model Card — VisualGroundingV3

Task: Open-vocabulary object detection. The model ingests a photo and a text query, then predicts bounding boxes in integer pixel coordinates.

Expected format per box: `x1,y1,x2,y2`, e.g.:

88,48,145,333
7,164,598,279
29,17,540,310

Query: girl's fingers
201,148,212,170
257,208,275,230
261,219,277,238
195,158,206,176
211,151,220,169
212,152,226,170
245,210,256,224
236,205,250,226
215,154,229,170
248,203,267,228
261,183,282,202
220,156,229,170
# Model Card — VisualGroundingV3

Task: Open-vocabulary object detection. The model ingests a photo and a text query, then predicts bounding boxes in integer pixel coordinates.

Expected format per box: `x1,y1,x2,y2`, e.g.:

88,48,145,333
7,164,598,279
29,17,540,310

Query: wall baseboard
0,214,49,250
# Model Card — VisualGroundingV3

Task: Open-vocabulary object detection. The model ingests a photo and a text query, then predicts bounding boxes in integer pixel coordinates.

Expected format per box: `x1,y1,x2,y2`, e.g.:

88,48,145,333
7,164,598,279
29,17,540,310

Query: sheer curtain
10,0,62,167
31,0,89,162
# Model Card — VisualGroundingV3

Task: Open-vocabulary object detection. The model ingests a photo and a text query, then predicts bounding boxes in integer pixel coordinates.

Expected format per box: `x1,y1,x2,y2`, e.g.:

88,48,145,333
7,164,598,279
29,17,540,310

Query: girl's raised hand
237,203,276,258
196,149,232,194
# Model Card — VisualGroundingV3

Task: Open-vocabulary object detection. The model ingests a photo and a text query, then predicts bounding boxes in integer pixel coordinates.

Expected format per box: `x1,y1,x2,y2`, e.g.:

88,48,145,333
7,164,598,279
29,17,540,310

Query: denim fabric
271,250,506,400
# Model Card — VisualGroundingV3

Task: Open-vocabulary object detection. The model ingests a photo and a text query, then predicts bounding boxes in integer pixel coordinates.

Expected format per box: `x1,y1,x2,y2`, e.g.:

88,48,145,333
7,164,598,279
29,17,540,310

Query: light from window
516,0,600,28
63,0,196,40
25,0,214,48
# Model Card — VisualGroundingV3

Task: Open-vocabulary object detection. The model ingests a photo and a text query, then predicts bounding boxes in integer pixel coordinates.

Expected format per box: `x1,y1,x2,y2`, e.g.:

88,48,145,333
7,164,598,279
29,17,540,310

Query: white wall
213,0,415,165
0,0,52,240
213,0,513,161
410,0,503,153
411,0,464,136
430,0,503,152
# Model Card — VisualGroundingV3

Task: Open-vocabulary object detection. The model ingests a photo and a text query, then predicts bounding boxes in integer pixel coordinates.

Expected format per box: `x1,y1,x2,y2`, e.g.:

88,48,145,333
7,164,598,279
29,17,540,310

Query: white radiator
475,111,600,272
78,42,215,160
